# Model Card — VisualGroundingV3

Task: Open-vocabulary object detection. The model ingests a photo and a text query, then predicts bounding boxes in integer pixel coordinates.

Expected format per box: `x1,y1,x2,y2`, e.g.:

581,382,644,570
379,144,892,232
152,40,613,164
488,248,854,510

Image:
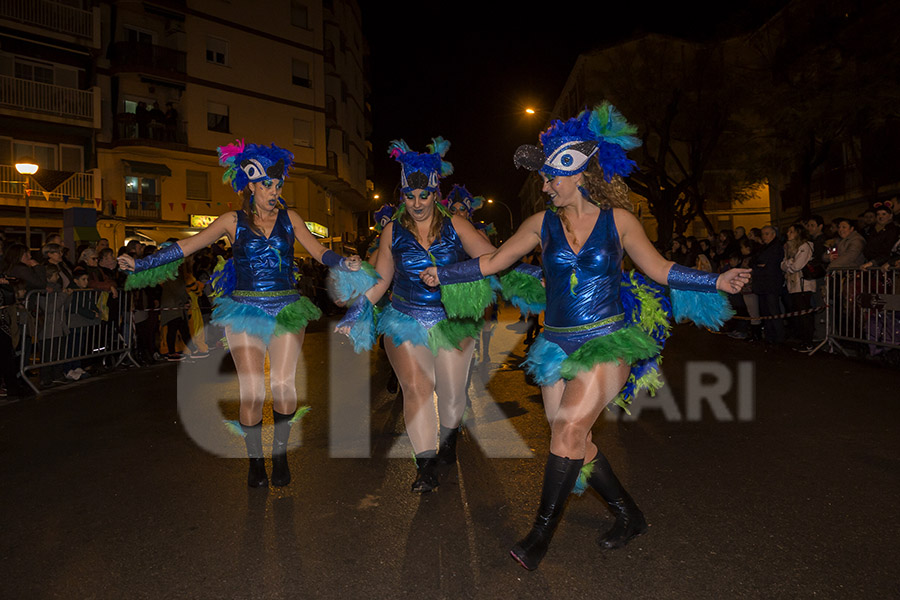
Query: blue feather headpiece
442,184,485,217
217,139,294,192
388,137,454,193
513,102,640,180
373,203,395,232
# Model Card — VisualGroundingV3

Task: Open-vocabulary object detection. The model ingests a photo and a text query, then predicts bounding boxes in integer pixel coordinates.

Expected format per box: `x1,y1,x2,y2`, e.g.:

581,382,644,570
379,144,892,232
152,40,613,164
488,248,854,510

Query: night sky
360,1,788,223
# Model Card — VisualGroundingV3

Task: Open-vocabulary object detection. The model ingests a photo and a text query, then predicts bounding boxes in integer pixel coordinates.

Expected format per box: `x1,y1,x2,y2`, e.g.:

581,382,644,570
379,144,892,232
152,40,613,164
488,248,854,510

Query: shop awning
123,160,172,177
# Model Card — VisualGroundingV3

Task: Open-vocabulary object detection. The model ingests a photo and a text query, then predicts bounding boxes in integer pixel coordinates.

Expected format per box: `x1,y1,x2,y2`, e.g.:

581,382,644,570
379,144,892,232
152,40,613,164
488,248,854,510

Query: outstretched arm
117,211,237,272
614,208,750,293
288,210,360,270
420,212,544,286
334,222,394,335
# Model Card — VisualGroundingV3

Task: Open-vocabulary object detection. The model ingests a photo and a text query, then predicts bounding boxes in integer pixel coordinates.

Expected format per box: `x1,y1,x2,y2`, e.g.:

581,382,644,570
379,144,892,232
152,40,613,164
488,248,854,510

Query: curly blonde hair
580,162,633,211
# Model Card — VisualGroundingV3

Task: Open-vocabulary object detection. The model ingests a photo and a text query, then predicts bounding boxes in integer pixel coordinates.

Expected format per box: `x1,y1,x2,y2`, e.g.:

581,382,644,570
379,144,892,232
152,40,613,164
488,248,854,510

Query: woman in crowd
119,140,361,488
1,243,46,292
41,243,73,288
781,223,816,349
336,138,496,492
421,103,749,570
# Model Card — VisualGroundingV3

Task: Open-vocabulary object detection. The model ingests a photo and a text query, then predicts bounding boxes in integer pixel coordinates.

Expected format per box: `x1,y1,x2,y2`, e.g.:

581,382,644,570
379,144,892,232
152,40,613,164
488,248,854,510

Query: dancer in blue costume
336,138,496,492
422,103,750,569
442,185,498,367
119,140,360,488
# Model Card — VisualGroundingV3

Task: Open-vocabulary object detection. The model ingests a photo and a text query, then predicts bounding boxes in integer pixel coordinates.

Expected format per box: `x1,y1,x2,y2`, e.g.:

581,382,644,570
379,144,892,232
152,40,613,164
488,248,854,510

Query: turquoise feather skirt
212,294,322,345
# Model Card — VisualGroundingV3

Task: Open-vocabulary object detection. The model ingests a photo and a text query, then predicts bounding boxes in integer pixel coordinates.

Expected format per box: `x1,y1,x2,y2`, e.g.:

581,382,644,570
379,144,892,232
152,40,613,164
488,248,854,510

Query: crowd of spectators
662,198,900,354
0,233,342,400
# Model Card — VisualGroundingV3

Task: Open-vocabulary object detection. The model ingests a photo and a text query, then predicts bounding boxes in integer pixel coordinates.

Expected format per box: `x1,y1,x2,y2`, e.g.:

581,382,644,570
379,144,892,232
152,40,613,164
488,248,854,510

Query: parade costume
210,209,321,344
124,140,348,488
335,138,490,493
438,103,734,569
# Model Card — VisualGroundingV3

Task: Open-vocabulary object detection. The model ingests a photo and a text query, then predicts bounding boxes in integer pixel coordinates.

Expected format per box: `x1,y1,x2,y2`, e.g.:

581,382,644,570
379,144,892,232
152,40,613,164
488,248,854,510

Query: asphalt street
1,306,897,599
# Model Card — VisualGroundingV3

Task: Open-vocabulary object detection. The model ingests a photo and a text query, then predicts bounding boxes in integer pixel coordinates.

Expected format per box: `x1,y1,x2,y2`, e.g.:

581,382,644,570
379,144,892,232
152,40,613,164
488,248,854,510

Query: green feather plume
440,279,493,319
559,327,660,381
124,259,183,290
427,317,483,355
273,297,322,336
289,405,311,424
223,420,246,438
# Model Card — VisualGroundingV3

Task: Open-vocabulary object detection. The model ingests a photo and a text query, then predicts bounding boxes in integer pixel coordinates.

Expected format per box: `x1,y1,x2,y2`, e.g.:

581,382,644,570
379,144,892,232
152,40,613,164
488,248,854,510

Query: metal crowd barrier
813,267,900,356
18,289,138,394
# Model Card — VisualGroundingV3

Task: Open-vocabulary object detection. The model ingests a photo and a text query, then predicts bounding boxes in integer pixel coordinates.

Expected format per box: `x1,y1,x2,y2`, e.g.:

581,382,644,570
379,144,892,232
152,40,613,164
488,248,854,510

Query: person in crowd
419,103,748,570
65,267,100,380
753,226,785,345
157,249,196,361
781,223,816,350
728,237,762,340
41,243,73,289
748,227,763,245
96,238,110,252
1,243,47,292
734,226,746,243
858,208,877,239
826,218,866,270
696,238,713,272
0,275,33,399
715,229,737,268
335,138,496,493
36,263,71,387
119,140,360,488
860,201,900,269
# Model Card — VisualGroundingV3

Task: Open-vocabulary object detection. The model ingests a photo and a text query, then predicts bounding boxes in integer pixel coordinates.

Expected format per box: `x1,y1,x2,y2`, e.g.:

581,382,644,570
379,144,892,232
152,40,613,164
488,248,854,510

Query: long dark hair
240,187,266,235
0,243,29,274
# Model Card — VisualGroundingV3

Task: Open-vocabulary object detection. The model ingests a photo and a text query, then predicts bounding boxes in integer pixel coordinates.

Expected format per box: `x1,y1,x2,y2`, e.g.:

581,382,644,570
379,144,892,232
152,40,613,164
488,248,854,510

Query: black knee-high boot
437,425,459,466
271,410,294,487
242,421,268,488
412,450,439,493
510,453,583,570
586,452,647,549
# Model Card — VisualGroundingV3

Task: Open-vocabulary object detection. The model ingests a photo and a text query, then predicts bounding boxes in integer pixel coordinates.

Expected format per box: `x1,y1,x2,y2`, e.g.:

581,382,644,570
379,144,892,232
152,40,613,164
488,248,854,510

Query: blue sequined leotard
540,208,626,353
523,208,670,407
376,217,481,352
211,209,322,343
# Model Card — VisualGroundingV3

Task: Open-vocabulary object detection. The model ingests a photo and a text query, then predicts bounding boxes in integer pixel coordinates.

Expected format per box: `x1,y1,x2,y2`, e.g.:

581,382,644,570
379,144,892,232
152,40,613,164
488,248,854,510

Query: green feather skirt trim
427,316,483,354
499,269,546,316
124,259,183,290
440,278,494,319
273,296,323,336
558,326,660,381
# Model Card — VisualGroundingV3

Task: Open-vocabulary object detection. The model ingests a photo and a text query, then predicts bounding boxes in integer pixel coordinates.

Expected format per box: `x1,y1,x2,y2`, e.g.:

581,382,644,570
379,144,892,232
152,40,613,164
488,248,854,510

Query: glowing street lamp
373,194,380,200
487,198,514,232
15,158,40,248
524,107,536,115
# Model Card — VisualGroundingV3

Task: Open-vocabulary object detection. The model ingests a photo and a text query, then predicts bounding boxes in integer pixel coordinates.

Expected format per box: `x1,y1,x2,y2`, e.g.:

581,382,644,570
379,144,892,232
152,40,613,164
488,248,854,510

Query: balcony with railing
109,42,187,78
0,75,95,123
114,113,187,146
125,193,161,220
0,164,96,206
0,0,94,40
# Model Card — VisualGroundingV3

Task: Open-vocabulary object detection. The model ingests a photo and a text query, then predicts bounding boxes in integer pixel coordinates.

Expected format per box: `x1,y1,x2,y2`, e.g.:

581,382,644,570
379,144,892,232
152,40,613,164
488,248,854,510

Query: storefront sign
190,215,218,228
306,221,328,238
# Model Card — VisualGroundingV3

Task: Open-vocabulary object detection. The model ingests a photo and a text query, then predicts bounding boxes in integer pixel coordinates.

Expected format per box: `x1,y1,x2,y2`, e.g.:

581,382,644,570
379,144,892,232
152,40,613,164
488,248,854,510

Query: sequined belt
543,313,625,333
232,290,298,297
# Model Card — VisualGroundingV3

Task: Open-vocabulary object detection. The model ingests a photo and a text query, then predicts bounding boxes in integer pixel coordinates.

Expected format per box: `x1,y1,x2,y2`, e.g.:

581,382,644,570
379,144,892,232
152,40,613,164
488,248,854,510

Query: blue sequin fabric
230,209,299,312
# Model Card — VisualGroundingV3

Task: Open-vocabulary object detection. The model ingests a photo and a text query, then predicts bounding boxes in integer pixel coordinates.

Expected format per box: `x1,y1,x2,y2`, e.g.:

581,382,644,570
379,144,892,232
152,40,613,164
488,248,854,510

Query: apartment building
0,0,370,253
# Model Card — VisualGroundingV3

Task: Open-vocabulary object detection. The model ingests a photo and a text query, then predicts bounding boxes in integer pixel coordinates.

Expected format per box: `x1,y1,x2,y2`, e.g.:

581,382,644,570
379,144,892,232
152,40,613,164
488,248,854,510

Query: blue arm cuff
514,262,543,280
134,243,184,273
436,258,484,285
667,263,719,292
321,250,347,270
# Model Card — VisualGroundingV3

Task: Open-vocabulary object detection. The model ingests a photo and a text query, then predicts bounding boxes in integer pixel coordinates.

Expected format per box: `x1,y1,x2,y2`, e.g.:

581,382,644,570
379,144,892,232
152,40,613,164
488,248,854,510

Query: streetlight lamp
487,198,514,232
15,157,39,249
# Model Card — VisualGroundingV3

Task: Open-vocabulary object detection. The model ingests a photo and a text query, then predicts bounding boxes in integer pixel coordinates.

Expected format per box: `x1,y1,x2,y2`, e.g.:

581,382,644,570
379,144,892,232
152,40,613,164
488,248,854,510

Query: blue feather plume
376,305,429,348
523,336,567,386
669,289,735,330
327,266,379,304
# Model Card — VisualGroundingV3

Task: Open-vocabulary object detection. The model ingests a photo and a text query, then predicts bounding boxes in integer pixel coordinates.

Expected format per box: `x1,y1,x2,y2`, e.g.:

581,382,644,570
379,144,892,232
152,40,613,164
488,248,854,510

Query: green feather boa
273,297,323,336
558,326,660,381
124,259,183,290
427,317,483,354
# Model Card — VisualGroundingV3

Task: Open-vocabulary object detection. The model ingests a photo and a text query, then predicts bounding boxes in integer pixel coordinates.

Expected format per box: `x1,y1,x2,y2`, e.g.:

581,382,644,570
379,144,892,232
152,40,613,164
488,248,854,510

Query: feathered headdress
441,184,485,217
388,137,454,193
373,203,396,232
513,102,640,180
217,139,294,192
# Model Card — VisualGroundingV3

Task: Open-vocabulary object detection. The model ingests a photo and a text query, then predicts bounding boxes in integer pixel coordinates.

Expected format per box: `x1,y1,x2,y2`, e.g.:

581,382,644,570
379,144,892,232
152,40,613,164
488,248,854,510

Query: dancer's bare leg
434,337,476,430
268,330,305,415
225,328,267,425
384,338,438,454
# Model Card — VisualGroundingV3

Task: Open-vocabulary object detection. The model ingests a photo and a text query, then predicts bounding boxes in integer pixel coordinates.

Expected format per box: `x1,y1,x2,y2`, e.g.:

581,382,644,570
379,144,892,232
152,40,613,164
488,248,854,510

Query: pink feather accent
217,139,245,164
389,148,403,159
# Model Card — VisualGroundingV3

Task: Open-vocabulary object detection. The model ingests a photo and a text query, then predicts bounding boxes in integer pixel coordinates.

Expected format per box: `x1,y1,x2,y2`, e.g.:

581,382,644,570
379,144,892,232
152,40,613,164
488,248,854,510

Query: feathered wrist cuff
134,243,184,273
321,250,348,270
436,258,483,285
667,264,718,292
